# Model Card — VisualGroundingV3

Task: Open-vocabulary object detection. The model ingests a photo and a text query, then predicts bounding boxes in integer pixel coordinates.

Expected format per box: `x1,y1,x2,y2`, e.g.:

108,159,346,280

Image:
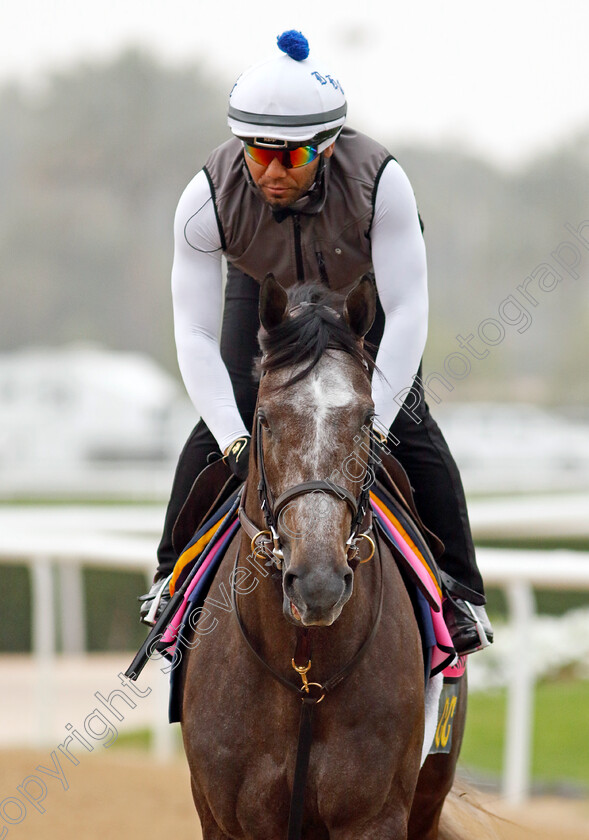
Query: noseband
238,413,377,569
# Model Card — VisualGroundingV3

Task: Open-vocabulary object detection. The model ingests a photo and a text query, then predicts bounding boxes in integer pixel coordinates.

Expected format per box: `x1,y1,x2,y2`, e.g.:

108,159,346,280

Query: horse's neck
243,467,265,529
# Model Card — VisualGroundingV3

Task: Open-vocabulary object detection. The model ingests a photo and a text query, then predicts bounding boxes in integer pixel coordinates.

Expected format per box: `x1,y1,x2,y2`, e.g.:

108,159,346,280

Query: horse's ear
343,276,376,338
259,274,289,331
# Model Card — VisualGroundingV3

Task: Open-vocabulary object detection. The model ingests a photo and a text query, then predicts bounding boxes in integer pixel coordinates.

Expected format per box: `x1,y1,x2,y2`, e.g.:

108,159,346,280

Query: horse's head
253,275,377,627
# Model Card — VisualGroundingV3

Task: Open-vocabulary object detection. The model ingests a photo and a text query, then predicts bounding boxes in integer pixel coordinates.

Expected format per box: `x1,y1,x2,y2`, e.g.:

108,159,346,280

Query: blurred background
0,1,588,837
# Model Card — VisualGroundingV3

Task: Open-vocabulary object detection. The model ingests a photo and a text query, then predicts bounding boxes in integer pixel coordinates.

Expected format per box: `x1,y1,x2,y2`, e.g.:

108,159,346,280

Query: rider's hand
224,436,251,481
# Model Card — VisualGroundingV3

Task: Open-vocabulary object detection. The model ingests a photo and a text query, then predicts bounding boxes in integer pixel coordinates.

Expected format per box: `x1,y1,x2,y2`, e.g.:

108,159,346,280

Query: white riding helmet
228,31,347,152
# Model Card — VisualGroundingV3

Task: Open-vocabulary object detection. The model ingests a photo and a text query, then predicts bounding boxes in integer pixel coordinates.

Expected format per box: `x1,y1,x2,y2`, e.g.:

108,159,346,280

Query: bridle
234,410,384,840
238,412,377,570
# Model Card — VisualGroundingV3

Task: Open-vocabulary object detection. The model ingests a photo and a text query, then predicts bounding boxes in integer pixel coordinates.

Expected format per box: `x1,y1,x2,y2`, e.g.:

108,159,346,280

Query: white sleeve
171,170,250,452
370,159,429,430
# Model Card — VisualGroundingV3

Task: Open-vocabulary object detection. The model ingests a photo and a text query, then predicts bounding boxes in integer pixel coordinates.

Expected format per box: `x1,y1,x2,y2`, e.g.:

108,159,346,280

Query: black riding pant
157,267,485,601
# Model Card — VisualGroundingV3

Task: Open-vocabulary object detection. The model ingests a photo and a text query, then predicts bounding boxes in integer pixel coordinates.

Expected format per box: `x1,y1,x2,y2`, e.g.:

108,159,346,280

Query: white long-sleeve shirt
171,158,428,452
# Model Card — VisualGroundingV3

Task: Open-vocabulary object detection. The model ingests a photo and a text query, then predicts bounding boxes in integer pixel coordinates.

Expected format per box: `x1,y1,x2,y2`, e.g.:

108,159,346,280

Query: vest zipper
293,215,305,282
315,250,329,286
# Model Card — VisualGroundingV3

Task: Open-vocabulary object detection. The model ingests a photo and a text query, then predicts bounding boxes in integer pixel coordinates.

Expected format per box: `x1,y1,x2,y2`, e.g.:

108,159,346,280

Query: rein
234,416,383,840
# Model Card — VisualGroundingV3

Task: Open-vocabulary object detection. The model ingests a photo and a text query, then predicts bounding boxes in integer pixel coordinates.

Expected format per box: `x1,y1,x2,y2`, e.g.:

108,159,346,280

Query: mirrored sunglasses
243,143,319,169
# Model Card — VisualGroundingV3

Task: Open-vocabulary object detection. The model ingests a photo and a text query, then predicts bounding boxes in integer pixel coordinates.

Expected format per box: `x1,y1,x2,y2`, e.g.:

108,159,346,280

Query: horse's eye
259,414,271,432
363,411,375,428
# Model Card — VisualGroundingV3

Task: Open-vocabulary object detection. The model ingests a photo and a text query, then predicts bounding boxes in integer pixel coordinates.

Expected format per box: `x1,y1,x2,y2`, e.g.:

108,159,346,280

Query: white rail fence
0,505,588,803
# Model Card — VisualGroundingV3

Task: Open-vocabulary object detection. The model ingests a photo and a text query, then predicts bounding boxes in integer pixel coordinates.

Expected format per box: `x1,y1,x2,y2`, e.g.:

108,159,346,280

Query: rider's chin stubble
256,166,318,208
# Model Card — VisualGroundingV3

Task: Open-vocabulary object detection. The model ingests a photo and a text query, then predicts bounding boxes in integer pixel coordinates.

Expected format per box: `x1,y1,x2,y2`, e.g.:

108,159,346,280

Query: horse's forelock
258,285,374,387
287,283,340,309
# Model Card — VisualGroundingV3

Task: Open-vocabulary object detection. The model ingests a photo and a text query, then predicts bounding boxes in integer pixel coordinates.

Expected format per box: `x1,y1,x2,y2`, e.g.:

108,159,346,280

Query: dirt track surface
0,750,587,839
0,750,201,840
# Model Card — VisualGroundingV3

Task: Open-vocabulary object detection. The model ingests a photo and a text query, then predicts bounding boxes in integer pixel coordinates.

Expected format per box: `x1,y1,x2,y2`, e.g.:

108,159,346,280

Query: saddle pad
369,488,455,677
370,483,442,608
161,515,239,655
169,490,241,596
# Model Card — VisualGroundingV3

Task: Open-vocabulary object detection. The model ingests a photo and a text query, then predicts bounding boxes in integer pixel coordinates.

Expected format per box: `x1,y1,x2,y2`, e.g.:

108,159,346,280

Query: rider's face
244,143,335,208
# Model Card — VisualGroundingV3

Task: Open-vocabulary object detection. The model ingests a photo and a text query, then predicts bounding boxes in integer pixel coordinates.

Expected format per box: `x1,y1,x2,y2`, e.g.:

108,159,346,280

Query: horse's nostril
343,571,353,593
284,571,297,593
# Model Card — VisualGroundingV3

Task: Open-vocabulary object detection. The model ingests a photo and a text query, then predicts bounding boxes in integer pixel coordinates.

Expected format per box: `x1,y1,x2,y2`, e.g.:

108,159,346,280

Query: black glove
225,435,251,481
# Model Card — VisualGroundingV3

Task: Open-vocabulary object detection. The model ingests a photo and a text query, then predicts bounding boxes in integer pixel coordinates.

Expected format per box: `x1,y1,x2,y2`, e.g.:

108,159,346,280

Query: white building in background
0,344,194,470
435,402,589,494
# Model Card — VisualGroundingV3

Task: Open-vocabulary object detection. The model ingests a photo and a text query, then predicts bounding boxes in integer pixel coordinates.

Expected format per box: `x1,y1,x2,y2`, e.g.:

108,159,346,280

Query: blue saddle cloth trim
415,588,435,683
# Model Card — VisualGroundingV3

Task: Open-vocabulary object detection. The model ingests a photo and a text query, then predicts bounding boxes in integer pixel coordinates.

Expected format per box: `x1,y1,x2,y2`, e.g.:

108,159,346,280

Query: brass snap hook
291,658,312,693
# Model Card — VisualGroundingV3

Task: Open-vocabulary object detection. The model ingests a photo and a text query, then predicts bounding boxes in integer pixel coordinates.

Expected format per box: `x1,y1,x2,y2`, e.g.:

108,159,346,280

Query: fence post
31,555,57,746
502,579,535,802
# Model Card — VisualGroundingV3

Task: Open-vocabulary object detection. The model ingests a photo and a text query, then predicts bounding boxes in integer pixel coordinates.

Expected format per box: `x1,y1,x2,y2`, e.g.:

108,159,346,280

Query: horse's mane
258,284,376,389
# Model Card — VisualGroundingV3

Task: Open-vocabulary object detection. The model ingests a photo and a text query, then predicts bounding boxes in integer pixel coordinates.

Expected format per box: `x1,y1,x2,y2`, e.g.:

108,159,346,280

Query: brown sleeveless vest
203,127,392,292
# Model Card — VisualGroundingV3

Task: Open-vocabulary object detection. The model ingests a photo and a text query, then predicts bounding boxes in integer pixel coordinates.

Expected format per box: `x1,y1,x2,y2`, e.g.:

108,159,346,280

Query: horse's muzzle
282,563,354,627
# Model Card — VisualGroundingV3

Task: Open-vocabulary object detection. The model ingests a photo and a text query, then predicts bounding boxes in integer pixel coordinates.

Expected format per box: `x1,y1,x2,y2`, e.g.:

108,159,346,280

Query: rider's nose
265,157,288,177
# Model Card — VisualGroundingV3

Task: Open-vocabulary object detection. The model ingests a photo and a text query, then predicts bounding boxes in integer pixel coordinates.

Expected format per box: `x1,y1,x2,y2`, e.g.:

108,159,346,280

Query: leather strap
293,627,313,669
230,537,385,699
287,699,316,840
274,480,359,519
236,479,262,542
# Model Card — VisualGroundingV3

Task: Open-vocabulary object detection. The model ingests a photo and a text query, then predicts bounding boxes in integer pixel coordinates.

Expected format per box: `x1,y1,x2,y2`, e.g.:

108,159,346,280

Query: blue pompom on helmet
276,30,310,62
228,31,347,152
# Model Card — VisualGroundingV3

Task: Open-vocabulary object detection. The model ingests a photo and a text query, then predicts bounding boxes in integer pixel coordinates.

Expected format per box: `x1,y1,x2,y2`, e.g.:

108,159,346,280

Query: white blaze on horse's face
300,356,356,464
258,350,374,627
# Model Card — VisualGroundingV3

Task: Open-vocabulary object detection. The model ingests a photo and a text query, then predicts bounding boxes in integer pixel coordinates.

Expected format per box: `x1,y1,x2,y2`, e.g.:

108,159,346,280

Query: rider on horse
139,30,493,657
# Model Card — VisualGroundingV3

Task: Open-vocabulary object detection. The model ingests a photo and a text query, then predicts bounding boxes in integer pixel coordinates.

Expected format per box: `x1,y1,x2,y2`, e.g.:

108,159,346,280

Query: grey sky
2,0,588,166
